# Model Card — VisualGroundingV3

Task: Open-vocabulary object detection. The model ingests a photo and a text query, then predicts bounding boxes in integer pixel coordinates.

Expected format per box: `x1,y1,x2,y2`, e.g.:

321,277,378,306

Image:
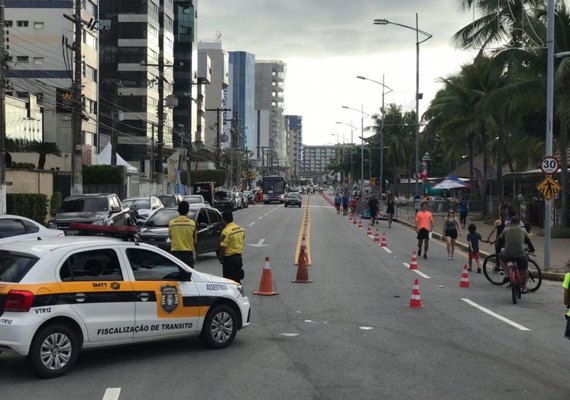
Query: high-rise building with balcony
286,115,303,181
228,51,256,156
255,60,287,172
5,0,99,157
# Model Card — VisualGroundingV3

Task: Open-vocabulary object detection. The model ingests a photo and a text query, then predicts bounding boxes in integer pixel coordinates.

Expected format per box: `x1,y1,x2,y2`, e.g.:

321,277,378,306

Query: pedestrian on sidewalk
386,192,395,228
458,197,469,229
415,201,433,259
563,272,570,340
466,223,482,273
443,209,461,260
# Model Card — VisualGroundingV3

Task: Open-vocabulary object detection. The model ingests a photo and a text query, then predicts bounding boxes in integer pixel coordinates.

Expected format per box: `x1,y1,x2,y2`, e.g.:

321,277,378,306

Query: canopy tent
432,175,468,190
96,143,138,173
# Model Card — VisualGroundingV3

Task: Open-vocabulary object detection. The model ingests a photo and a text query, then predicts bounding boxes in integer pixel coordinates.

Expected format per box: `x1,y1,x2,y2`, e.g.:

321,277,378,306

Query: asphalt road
1,194,569,400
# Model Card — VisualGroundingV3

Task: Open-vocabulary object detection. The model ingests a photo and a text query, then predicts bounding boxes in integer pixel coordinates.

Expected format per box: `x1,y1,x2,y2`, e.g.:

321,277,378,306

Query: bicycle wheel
483,254,505,286
527,259,542,293
510,268,519,304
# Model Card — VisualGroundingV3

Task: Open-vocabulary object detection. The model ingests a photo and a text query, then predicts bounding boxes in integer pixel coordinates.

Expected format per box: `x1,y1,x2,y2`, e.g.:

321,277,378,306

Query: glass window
83,31,97,50
197,210,208,226
207,209,222,224
126,248,184,281
144,209,179,227
0,251,38,283
5,21,13,27
17,21,29,27
20,220,40,233
60,249,123,282
60,197,108,213
16,56,29,63
0,219,27,238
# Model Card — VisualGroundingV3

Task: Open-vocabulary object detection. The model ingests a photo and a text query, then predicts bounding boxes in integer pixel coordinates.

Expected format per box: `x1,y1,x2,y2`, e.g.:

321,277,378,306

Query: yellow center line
295,195,312,266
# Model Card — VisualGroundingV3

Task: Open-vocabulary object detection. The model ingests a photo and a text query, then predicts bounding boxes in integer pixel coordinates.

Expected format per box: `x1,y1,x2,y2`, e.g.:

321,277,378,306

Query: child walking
467,223,482,273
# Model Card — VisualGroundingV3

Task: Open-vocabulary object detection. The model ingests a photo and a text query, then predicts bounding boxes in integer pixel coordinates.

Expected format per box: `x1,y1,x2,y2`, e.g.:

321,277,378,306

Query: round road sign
540,156,560,175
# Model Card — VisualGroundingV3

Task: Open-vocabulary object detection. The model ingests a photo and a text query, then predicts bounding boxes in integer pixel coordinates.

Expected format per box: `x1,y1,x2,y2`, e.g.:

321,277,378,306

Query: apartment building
5,0,99,157
285,115,303,181
228,51,256,156
302,145,337,183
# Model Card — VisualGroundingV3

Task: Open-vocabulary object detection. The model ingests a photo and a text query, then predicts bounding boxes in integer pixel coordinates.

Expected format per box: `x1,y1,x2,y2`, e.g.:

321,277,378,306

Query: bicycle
482,252,542,293
508,261,523,304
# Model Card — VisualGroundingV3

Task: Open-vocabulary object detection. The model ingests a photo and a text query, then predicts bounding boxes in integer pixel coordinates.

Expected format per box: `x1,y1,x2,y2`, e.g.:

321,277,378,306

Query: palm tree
28,141,61,170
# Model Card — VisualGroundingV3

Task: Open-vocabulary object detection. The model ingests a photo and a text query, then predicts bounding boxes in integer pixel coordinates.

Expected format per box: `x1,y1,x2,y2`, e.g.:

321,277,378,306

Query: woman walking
443,209,461,260
386,192,396,228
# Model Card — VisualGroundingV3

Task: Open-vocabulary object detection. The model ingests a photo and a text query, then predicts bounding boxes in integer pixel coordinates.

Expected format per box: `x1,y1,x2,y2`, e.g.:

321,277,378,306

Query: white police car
0,229,251,378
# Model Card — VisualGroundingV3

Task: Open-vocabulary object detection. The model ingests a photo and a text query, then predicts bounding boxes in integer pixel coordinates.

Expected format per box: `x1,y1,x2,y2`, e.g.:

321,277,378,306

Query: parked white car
0,215,64,245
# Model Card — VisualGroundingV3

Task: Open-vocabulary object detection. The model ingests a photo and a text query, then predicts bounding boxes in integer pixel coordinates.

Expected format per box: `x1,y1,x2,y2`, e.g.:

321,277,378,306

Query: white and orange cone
374,228,380,242
254,257,279,296
459,264,470,288
366,224,372,236
380,232,388,247
409,250,418,270
408,279,423,308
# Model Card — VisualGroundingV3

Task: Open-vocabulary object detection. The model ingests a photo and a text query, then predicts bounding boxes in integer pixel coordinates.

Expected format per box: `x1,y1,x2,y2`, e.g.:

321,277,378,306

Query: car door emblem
110,282,121,290
160,285,179,313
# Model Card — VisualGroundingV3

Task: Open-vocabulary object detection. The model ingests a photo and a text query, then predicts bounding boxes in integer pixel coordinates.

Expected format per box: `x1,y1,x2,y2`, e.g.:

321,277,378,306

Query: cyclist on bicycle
497,216,535,293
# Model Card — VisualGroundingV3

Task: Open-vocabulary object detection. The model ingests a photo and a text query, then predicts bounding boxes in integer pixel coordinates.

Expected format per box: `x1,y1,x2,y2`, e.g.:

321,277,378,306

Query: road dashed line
102,388,121,400
461,298,530,331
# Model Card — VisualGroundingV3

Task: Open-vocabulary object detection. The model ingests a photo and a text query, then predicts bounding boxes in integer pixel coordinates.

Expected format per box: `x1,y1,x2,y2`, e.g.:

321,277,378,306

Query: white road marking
248,239,269,248
103,388,121,400
461,298,530,331
359,326,374,330
402,262,431,279
249,222,256,226
279,333,300,337
258,216,263,220
382,247,393,253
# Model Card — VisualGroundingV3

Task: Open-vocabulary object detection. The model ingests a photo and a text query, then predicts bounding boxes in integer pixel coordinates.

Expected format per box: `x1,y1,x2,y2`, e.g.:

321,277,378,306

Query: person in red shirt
415,201,433,259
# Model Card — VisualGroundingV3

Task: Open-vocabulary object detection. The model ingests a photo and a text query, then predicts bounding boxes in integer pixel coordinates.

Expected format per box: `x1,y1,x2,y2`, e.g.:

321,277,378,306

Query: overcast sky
199,0,479,146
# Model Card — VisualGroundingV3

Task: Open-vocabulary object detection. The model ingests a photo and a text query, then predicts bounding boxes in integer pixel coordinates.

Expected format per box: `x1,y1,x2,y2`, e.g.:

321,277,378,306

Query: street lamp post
357,75,392,193
342,106,370,196
374,13,432,196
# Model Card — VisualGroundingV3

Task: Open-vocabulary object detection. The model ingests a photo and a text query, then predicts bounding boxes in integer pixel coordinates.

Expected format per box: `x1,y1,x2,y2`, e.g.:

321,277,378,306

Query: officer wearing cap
219,210,245,283
168,201,197,267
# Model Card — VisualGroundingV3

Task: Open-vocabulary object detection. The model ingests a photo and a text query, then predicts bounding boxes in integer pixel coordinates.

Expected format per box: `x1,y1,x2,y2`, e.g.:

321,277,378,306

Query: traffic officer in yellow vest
219,210,245,283
168,201,197,267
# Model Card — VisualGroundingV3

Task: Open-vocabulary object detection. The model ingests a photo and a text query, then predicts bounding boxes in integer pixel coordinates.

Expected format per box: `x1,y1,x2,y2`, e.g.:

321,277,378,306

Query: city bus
260,176,287,204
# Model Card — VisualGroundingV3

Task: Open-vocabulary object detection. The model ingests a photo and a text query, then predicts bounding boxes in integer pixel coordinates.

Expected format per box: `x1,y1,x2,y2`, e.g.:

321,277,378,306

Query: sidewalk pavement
395,207,569,281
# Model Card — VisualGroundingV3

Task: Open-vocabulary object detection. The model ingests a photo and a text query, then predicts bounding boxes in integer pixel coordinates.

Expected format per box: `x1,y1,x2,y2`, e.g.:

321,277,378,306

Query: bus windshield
261,177,286,194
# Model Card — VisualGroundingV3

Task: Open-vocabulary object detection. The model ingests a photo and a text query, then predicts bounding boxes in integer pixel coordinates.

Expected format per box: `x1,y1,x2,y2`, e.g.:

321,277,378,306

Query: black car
48,193,135,234
284,192,302,207
213,191,237,212
137,206,224,263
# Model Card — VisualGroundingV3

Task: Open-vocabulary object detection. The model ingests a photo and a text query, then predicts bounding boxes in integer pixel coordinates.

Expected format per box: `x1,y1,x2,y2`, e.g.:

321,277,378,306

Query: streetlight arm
356,76,393,94
342,105,371,118
373,19,433,43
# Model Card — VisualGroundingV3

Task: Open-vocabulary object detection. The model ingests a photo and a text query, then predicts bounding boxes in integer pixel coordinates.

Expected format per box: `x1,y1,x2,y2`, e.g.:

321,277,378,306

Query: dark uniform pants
223,254,244,283
172,251,194,268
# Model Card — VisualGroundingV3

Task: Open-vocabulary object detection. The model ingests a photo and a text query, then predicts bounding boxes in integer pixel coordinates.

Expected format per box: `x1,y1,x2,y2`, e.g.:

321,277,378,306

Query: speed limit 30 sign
540,156,560,175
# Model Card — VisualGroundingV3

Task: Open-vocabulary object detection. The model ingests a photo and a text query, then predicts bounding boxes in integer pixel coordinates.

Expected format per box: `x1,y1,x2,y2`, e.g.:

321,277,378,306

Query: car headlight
236,285,245,297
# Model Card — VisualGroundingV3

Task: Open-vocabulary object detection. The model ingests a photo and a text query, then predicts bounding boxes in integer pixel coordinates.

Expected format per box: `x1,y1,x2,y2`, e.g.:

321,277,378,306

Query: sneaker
447,256,451,260
477,268,482,274
423,254,427,260
451,256,455,260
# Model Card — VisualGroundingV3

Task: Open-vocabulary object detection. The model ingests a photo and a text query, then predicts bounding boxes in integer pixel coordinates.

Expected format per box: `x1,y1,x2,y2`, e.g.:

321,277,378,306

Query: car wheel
29,324,79,378
200,304,237,349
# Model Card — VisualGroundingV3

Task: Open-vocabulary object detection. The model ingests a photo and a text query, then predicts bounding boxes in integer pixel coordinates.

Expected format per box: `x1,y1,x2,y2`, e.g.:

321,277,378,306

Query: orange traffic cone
408,279,423,308
409,250,418,270
374,228,380,242
358,218,363,229
348,213,353,221
459,264,470,288
380,232,388,247
366,224,372,236
254,257,279,296
353,216,357,225
293,236,312,283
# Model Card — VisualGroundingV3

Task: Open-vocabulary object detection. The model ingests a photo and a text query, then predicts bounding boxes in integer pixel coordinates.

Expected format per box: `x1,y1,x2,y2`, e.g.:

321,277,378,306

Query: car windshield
143,209,197,227
184,196,203,204
60,197,108,212
158,196,177,207
214,192,231,200
0,251,39,283
288,193,301,198
124,199,150,210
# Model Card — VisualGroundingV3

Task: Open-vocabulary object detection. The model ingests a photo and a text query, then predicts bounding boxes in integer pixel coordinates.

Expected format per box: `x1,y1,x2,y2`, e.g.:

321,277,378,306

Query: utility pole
71,0,83,195
206,107,231,169
0,0,6,214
